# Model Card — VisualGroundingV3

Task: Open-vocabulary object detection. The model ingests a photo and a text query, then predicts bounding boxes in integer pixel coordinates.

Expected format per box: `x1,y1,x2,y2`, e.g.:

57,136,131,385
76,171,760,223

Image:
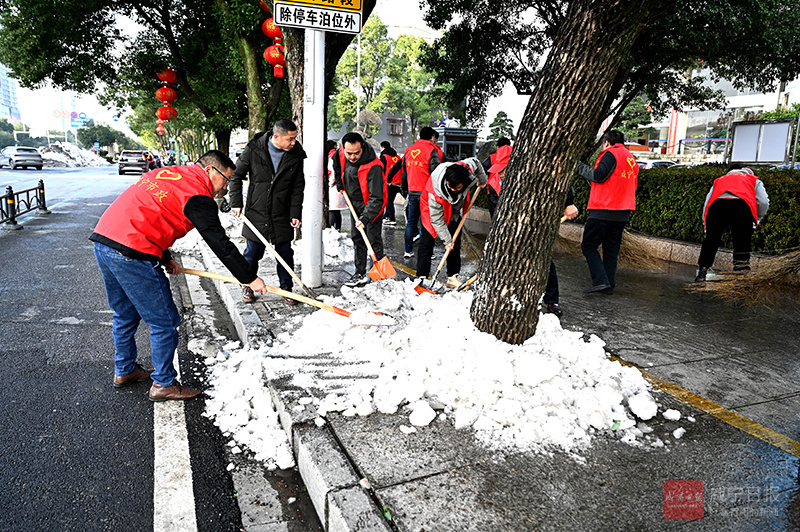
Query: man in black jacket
229,118,306,305
332,132,387,287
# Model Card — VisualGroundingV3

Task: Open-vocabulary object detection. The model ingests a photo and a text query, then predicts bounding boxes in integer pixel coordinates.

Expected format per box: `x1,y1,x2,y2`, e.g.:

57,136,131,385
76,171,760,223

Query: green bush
572,165,800,254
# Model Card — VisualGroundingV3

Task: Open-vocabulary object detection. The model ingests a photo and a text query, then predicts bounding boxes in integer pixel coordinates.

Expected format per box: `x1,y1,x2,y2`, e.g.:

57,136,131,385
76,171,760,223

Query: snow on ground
176,215,681,470
40,142,111,167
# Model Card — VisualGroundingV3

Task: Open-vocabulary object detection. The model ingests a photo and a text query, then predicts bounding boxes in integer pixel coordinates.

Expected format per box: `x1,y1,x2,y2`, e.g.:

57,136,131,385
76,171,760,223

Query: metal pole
792,110,799,168
356,33,361,128
301,29,326,288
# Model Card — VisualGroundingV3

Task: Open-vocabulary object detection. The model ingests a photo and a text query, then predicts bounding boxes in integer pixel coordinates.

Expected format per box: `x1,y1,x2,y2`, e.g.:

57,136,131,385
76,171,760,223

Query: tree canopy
488,111,516,141
421,0,800,144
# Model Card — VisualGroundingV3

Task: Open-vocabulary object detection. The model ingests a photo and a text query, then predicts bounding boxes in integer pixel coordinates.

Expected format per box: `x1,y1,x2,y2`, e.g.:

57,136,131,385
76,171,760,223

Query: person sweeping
695,165,769,282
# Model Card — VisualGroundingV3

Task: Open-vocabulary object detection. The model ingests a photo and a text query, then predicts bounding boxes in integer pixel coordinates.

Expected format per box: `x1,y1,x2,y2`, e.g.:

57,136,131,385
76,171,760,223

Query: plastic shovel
415,187,482,295
341,189,396,281
239,214,317,299
177,267,389,326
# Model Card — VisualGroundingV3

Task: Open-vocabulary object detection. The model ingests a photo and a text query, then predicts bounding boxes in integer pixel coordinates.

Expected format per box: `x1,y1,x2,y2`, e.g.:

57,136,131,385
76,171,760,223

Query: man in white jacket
417,157,487,287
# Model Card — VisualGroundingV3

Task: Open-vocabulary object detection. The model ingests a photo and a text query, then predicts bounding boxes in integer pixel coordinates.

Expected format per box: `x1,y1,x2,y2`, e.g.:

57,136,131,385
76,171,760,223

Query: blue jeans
243,238,294,290
404,194,421,253
93,242,181,387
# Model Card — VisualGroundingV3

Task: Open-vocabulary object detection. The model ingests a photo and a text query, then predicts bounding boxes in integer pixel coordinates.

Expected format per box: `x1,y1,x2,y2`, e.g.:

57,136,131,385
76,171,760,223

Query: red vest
420,163,471,238
404,139,437,192
93,165,214,256
338,149,388,222
587,143,638,211
703,172,759,226
383,154,401,186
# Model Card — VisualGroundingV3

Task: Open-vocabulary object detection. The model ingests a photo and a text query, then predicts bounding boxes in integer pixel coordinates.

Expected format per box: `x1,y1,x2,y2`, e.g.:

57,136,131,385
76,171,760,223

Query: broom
688,250,800,307
555,228,665,271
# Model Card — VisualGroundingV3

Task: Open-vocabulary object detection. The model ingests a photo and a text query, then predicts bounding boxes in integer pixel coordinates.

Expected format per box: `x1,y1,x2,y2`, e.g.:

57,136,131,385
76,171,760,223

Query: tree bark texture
470,0,658,345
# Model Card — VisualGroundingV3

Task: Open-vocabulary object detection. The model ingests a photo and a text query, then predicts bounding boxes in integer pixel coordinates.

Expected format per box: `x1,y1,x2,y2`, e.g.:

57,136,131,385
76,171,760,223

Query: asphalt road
0,165,321,531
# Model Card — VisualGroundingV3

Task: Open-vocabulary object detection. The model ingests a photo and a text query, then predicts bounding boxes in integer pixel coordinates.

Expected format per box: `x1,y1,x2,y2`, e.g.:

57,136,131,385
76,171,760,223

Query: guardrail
1,180,51,230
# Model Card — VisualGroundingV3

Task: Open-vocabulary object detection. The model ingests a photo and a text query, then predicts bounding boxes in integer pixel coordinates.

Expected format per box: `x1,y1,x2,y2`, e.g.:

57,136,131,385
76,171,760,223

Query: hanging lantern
156,119,165,125
156,125,166,135
155,86,177,102
263,42,286,78
259,0,270,13
262,18,283,40
156,104,178,121
157,68,178,84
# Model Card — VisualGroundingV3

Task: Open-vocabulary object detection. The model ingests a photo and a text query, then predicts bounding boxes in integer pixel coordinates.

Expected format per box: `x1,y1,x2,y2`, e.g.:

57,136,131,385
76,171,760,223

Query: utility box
729,119,796,164
434,127,478,161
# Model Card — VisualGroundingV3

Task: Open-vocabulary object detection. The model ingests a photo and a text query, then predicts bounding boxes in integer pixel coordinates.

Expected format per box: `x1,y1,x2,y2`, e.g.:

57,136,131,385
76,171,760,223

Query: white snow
663,409,682,421
673,427,686,439
39,142,111,167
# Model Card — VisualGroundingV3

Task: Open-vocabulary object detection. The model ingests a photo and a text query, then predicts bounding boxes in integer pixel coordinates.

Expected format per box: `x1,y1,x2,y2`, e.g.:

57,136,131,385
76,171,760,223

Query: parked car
0,146,43,170
118,150,149,175
769,163,800,170
637,160,677,169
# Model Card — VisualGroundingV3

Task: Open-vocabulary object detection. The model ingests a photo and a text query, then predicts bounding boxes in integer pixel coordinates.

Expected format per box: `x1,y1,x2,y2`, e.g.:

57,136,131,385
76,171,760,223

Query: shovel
341,189,396,281
239,214,317,299
177,267,389,327
415,187,482,295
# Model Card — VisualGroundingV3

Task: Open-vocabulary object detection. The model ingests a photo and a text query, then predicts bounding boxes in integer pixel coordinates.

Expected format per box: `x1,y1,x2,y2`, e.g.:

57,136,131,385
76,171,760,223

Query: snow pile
39,142,111,167
202,277,671,467
322,227,354,265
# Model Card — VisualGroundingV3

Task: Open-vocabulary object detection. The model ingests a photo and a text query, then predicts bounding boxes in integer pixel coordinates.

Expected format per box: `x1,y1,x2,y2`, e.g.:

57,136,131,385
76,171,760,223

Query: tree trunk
215,129,231,156
470,0,659,345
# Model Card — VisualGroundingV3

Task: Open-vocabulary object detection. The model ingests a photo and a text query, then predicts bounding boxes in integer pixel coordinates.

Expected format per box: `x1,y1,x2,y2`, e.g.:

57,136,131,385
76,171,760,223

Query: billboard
730,119,795,164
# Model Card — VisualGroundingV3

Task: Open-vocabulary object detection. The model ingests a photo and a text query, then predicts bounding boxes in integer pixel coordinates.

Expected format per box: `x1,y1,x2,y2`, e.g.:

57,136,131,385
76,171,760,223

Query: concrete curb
194,240,390,532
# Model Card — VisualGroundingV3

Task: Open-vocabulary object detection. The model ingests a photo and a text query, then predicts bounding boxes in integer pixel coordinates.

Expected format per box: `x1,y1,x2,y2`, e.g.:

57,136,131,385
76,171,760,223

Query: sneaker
444,274,462,288
694,267,708,283
543,303,563,317
242,286,256,303
403,251,414,259
113,363,153,388
344,272,371,287
384,219,397,226
149,381,202,402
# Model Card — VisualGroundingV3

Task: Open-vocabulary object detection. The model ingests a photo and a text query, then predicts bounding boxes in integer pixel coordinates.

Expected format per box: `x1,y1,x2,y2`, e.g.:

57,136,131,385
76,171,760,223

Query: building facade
0,63,22,124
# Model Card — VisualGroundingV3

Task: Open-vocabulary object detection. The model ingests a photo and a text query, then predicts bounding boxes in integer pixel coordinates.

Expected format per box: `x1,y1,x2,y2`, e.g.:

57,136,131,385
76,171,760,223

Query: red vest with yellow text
383,154,401,186
703,172,759,226
420,163,471,238
93,165,213,256
404,139,436,192
338,149,387,222
588,143,638,211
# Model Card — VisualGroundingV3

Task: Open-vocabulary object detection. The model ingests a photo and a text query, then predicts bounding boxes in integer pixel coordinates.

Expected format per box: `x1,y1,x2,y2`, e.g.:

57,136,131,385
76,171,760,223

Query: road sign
279,0,361,11
274,1,361,34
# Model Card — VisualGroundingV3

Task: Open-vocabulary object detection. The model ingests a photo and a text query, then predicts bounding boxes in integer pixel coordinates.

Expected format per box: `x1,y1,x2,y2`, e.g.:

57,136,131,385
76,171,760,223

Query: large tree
422,0,800,142
469,1,661,344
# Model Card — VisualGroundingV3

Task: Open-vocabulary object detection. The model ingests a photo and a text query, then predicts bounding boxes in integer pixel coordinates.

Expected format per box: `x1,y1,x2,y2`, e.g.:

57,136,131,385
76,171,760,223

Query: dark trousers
544,260,559,304
404,194,421,253
581,218,626,289
416,219,462,278
384,185,401,221
487,185,500,219
698,199,755,269
243,238,294,290
352,217,384,275
328,210,342,230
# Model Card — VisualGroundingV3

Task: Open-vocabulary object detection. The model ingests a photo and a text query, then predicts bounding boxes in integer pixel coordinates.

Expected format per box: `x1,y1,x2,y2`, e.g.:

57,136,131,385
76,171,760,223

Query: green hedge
571,166,800,254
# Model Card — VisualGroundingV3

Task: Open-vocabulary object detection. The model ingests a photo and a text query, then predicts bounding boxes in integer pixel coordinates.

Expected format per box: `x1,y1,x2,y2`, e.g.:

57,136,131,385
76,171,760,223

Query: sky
13,2,530,140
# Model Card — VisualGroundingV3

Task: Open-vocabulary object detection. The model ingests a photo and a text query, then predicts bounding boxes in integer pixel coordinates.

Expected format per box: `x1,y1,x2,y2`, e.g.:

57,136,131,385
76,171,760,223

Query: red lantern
157,68,178,84
263,43,286,78
156,104,178,121
156,125,166,135
156,119,165,125
155,86,177,102
259,0,270,13
262,18,282,40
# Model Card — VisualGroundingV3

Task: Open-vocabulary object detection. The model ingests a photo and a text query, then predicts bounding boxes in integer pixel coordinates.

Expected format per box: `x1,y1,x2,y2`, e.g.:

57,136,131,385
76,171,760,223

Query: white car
0,146,43,170
637,160,677,169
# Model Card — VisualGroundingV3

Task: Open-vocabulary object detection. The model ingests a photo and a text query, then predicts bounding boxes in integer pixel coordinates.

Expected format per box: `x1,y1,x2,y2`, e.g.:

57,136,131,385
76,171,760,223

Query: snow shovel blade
367,256,397,281
414,283,436,295
348,309,395,327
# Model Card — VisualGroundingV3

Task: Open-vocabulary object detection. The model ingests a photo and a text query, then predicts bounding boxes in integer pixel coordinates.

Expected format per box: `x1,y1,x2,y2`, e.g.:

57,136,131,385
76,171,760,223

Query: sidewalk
195,213,800,531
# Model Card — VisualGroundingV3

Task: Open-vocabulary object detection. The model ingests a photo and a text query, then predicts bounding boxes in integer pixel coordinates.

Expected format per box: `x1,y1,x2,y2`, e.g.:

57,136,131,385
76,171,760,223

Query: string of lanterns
261,6,286,78
155,67,178,134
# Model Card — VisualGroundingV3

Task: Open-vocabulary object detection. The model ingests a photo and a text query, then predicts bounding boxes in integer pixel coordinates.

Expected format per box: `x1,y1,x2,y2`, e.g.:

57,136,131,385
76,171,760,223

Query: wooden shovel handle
434,186,483,274
341,189,378,261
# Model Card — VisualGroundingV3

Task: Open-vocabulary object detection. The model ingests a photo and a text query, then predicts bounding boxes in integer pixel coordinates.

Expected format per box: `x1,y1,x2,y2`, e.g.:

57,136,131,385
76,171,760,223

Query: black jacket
332,142,385,225
229,131,306,245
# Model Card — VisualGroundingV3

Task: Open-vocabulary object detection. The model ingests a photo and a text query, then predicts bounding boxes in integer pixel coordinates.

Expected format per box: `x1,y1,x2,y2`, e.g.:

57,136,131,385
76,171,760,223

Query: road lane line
609,355,800,458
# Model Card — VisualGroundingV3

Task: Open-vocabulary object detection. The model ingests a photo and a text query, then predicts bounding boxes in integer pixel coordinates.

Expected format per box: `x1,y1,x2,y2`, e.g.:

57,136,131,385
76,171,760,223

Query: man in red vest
91,150,268,401
380,141,402,225
695,165,769,282
417,157,487,287
575,130,639,295
481,137,512,218
332,132,388,287
401,127,441,258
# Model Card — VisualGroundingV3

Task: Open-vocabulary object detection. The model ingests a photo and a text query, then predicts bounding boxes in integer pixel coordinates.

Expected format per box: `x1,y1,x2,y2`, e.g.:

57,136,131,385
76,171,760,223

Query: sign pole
301,28,326,288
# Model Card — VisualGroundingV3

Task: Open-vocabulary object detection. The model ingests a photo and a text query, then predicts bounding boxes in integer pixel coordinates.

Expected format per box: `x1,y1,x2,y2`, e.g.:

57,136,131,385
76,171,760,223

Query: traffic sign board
278,0,361,12
274,1,361,34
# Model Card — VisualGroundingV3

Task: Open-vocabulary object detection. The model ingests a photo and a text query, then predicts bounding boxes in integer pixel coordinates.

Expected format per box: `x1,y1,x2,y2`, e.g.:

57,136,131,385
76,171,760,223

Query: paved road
0,166,321,531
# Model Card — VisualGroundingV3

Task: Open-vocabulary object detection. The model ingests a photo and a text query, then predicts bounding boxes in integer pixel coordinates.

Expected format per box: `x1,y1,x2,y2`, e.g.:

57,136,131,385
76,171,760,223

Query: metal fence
1,180,51,230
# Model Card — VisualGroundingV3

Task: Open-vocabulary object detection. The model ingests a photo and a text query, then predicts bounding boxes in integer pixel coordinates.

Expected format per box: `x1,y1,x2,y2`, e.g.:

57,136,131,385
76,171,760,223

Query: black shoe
584,283,611,294
344,272,370,287
694,267,708,283
543,303,563,317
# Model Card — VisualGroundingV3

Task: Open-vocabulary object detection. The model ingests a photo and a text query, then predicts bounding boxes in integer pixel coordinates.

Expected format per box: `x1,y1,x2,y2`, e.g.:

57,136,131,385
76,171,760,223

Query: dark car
0,146,43,170
118,150,149,175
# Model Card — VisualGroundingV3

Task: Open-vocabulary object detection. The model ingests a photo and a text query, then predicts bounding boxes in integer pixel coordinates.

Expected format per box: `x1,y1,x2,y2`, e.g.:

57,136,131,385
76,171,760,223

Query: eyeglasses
211,165,231,183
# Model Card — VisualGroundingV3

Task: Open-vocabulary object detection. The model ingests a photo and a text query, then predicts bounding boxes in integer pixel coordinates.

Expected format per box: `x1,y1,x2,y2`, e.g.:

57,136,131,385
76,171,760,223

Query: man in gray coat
229,118,306,305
